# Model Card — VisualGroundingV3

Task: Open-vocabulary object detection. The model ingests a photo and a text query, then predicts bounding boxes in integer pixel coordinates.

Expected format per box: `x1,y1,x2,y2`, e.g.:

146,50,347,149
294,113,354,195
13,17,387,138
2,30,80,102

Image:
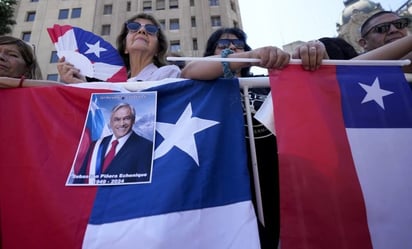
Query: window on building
103,4,113,15
127,2,131,11
22,32,31,42
190,0,195,7
233,21,239,28
71,8,81,18
209,0,219,6
170,19,179,30
58,9,69,19
211,16,221,27
169,0,178,9
50,51,59,63
192,38,198,51
143,1,152,11
47,74,59,81
156,0,165,10
191,16,196,27
159,19,166,30
170,40,181,53
230,1,236,12
101,24,111,36
26,11,36,22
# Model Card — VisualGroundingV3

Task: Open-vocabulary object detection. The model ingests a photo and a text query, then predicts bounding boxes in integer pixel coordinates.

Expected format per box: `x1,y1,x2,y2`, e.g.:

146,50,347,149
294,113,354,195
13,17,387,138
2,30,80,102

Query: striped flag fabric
0,79,260,249
73,96,109,174
86,97,107,142
47,24,128,82
270,64,412,249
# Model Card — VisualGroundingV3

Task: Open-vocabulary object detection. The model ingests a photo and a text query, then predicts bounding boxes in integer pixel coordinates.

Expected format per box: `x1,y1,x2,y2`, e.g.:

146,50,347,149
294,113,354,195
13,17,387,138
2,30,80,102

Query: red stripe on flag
270,65,373,249
107,67,128,82
0,86,109,249
47,24,72,43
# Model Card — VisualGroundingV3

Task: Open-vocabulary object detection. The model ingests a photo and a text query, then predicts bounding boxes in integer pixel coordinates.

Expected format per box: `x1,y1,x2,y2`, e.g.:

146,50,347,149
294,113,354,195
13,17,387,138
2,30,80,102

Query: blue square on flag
336,65,412,128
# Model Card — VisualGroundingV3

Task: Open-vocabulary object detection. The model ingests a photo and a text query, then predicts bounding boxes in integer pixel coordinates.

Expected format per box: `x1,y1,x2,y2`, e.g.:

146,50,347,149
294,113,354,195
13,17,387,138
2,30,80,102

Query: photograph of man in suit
71,102,154,185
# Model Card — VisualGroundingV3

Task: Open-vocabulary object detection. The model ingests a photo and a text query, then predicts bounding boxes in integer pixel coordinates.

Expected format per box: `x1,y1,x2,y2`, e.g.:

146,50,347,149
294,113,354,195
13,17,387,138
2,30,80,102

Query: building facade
10,0,243,80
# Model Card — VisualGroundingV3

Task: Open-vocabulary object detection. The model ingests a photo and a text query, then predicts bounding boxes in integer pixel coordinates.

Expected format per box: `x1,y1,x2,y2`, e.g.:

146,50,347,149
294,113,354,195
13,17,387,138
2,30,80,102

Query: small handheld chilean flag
47,24,128,82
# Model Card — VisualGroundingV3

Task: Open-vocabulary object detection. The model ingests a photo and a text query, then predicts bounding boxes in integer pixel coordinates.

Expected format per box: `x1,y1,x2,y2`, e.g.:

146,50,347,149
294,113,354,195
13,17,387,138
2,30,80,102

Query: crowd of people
2,10,410,85
2,10,411,83
1,9,411,249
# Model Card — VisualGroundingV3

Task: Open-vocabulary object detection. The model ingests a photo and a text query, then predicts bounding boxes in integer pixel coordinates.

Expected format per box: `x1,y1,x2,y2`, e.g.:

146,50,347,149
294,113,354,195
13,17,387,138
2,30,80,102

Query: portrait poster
66,92,157,186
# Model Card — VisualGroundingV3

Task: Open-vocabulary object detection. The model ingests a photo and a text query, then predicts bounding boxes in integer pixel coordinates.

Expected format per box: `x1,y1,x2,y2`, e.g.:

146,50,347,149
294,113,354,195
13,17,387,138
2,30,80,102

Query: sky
237,0,408,73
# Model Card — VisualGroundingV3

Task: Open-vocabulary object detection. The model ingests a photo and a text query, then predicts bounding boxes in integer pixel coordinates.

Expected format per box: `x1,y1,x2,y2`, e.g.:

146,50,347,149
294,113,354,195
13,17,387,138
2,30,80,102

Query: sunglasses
216,39,246,49
362,18,410,37
125,21,159,35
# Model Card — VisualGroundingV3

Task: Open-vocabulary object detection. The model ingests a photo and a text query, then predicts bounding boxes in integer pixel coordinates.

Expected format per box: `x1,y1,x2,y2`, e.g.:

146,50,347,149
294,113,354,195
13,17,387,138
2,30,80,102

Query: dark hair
360,11,399,36
319,37,358,60
203,27,252,77
116,13,169,71
0,35,42,79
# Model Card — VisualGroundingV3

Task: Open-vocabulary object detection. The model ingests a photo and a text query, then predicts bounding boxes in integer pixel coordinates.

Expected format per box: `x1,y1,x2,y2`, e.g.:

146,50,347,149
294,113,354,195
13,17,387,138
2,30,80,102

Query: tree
0,0,17,35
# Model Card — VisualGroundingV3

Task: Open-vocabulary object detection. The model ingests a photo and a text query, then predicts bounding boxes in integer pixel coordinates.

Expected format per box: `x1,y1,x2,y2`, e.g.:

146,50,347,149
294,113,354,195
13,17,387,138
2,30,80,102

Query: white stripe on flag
82,201,260,249
347,128,412,249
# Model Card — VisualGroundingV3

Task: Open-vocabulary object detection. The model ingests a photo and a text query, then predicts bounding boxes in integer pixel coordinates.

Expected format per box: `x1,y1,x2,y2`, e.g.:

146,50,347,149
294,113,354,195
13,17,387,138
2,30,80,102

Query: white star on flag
154,103,219,166
359,77,393,109
84,41,107,58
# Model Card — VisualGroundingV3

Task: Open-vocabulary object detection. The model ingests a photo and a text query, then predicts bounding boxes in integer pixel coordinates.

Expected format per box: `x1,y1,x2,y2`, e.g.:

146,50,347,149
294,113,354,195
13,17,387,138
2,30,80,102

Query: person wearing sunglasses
356,10,412,74
358,11,410,52
181,27,290,79
181,27,326,80
57,13,180,83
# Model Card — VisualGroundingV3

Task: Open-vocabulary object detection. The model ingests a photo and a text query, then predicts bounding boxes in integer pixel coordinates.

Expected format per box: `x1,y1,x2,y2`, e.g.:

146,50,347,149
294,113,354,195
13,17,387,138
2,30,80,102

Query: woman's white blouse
128,63,181,82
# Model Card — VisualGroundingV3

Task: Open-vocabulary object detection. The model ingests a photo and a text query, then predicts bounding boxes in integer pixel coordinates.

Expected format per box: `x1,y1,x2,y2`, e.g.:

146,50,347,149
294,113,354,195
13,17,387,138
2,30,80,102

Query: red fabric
269,65,372,249
75,128,92,175
0,86,109,249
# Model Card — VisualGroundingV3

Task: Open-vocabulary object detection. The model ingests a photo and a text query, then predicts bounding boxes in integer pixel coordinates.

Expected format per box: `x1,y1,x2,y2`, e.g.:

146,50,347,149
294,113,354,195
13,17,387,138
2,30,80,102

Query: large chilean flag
0,79,259,249
270,64,412,249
